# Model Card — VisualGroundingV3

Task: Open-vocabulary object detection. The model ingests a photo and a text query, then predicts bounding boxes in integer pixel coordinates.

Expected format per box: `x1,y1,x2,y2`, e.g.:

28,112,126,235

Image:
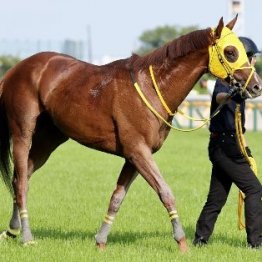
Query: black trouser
195,135,262,246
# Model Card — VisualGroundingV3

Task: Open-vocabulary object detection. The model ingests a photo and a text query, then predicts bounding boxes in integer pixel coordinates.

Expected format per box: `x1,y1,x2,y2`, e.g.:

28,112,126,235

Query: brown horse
0,16,261,251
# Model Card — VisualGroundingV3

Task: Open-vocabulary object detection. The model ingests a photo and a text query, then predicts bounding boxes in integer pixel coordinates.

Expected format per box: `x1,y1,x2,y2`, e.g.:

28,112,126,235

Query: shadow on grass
34,227,170,243
33,227,93,241
185,224,245,248
32,224,244,249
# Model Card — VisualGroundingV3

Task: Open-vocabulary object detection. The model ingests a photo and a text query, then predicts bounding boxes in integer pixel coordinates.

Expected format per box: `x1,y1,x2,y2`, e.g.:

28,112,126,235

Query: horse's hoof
178,237,188,253
23,240,37,246
96,242,106,250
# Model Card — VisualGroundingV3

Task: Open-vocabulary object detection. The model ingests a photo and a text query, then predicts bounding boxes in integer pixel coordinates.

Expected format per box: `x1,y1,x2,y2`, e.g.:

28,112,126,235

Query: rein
235,104,258,230
131,28,256,132
130,66,226,132
149,66,209,121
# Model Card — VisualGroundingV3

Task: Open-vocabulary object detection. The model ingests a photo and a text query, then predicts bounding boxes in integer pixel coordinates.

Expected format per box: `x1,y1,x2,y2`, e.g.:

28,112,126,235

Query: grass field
0,129,262,261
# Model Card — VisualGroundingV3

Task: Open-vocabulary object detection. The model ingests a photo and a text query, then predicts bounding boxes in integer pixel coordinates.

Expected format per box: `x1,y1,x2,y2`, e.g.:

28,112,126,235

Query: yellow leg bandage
104,214,115,225
169,210,179,220
20,209,28,219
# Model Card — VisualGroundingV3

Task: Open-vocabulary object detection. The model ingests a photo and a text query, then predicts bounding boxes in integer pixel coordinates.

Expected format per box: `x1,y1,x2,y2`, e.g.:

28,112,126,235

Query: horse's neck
155,51,208,112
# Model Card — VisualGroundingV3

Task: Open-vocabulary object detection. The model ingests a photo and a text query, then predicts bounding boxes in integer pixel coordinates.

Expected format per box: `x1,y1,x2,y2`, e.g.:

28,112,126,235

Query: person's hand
229,83,248,103
228,85,240,97
231,93,246,103
230,84,246,103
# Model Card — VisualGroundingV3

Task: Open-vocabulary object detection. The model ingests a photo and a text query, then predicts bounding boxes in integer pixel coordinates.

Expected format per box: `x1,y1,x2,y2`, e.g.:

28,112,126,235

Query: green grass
1,129,262,261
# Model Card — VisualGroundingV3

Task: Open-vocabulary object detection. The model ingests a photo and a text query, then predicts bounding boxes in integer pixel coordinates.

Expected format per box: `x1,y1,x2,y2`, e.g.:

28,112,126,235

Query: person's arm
215,90,245,105
216,92,229,104
213,79,231,105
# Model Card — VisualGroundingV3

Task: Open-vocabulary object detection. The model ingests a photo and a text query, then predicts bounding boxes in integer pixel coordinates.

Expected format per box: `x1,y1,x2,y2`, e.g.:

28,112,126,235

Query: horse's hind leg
27,112,68,176
11,119,38,244
0,175,22,240
7,174,22,238
95,160,137,248
3,113,68,242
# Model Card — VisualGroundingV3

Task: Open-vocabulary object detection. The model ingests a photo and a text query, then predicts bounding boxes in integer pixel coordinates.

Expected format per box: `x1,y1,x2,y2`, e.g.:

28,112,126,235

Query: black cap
239,36,261,57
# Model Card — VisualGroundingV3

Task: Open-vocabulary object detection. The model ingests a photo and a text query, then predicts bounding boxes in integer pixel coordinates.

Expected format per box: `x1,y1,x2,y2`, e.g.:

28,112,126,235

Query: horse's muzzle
243,84,262,99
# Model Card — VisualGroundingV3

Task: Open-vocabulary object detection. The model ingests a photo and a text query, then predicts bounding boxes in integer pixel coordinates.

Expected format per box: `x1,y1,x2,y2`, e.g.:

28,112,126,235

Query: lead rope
133,81,209,132
235,104,258,230
131,66,230,132
149,65,211,122
130,67,211,132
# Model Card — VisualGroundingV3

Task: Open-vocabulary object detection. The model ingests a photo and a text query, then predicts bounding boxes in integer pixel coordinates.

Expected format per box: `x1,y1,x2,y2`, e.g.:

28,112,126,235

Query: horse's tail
0,79,13,195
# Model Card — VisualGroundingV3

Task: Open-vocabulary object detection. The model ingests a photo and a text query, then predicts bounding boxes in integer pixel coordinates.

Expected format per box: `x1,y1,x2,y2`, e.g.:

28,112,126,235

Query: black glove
231,93,246,103
228,85,240,97
245,146,252,157
228,84,245,103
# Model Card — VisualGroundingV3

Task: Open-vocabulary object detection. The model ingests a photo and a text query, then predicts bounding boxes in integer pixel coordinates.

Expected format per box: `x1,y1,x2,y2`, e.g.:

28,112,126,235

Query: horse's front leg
95,160,137,248
129,144,187,252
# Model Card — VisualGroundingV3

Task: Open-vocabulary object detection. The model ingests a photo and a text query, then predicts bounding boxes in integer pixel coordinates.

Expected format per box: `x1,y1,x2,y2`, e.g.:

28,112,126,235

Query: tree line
1,25,262,79
136,25,262,80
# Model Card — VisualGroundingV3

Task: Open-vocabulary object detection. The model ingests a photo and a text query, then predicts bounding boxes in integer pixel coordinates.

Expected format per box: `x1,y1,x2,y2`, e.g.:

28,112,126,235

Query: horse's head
209,16,262,98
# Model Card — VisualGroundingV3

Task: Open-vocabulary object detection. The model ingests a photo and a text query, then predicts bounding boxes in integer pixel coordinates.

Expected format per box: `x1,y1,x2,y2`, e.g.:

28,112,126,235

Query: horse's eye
225,50,235,58
224,46,238,63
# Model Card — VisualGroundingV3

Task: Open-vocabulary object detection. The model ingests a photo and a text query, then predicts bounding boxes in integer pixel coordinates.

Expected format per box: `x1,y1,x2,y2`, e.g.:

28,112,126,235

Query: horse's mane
130,27,212,70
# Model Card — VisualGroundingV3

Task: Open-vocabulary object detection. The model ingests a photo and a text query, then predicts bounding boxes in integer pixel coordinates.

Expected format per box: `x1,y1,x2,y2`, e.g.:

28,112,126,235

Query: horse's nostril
253,85,260,91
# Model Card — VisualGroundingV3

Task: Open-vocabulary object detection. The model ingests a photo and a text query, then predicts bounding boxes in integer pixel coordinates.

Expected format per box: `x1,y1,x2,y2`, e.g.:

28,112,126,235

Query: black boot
193,236,208,247
248,236,262,249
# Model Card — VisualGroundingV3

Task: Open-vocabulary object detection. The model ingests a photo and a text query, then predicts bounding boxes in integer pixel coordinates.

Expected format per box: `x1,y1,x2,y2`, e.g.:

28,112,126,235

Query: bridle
208,28,255,98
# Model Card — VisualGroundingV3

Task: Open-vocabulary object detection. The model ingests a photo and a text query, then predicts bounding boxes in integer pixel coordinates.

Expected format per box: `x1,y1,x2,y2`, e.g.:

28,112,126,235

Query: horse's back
1,52,67,100
1,51,146,154
1,51,100,106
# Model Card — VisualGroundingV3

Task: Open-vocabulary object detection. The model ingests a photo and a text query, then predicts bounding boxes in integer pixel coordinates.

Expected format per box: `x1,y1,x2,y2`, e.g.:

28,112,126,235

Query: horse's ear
214,17,224,39
226,14,238,30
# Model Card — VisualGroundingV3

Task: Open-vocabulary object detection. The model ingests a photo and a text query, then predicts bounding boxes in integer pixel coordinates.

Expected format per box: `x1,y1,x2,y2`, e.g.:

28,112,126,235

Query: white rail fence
173,94,262,131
